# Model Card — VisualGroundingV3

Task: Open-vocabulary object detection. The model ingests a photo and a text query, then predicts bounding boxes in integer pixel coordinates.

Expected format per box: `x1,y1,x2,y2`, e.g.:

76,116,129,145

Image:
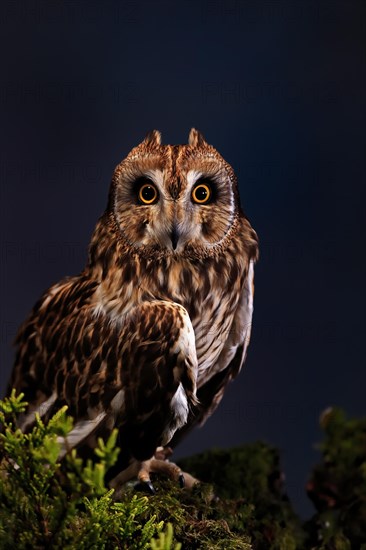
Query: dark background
0,0,365,518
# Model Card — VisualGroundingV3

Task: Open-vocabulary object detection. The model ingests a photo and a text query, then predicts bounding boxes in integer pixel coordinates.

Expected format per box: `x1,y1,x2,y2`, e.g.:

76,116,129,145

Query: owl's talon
178,473,185,488
135,479,156,495
146,480,156,495
109,452,201,496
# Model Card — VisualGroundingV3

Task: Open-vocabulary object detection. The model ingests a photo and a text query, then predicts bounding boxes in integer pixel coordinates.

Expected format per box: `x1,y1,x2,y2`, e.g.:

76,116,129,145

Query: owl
8,128,259,492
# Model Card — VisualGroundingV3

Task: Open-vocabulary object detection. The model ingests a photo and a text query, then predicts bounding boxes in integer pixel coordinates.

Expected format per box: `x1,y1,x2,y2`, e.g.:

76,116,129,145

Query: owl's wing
170,260,255,447
10,281,198,461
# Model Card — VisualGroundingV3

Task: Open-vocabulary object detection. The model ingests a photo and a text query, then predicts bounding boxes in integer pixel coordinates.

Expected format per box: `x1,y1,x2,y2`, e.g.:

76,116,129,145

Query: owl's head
108,129,243,258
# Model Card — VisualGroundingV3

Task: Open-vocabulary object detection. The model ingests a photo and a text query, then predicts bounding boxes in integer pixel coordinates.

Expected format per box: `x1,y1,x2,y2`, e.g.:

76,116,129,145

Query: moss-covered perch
0,392,365,549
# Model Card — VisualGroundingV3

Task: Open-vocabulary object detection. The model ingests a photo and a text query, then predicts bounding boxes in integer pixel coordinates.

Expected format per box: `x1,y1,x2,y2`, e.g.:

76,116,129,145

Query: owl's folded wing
10,288,198,460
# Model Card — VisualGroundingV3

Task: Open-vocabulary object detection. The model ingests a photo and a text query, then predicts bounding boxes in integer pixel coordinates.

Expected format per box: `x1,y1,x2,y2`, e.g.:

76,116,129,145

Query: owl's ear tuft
188,128,207,147
143,129,162,147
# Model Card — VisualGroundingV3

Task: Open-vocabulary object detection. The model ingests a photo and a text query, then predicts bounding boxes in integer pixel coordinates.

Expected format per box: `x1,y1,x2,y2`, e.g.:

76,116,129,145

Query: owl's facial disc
113,145,238,256
124,174,234,254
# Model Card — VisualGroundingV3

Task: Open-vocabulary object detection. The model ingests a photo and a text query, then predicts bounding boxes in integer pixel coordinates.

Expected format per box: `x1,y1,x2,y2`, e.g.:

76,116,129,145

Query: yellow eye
192,183,211,204
138,183,158,204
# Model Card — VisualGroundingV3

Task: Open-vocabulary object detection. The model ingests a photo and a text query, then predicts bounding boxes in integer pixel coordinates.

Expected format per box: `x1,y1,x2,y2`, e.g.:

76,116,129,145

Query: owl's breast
90,250,247,387
163,257,245,386
192,297,237,386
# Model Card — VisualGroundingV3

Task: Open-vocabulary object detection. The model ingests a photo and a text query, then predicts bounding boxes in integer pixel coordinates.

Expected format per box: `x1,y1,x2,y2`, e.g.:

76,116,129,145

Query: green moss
1,393,366,549
305,407,366,549
178,443,304,549
129,479,252,549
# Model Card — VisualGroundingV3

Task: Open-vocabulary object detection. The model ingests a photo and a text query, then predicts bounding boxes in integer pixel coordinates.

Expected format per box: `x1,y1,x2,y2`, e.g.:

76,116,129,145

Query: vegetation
0,392,365,549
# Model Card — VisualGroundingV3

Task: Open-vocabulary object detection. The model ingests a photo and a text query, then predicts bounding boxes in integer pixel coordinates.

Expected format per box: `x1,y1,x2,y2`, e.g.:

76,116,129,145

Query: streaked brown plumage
8,128,258,487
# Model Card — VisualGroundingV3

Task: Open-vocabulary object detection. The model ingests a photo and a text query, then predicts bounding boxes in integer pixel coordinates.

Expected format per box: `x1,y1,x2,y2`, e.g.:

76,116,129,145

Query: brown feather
8,130,258,465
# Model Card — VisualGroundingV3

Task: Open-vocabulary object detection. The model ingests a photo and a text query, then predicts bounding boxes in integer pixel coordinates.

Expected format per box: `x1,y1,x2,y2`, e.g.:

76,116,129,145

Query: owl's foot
109,447,199,498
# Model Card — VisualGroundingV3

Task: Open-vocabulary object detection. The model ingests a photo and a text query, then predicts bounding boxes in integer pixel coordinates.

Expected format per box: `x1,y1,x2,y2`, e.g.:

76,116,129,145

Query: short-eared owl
8,128,259,490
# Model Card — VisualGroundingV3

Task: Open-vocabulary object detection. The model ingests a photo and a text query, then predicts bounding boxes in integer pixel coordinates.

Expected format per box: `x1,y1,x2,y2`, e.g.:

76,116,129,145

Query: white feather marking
92,302,105,319
170,383,189,427
242,260,254,347
111,389,125,414
145,168,164,189
19,392,57,431
162,383,189,445
57,411,107,459
172,305,197,362
186,170,202,189
246,260,254,311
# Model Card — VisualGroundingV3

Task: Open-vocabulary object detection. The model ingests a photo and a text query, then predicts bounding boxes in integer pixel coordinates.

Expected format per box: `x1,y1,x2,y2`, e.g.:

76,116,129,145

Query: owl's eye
138,183,159,204
192,183,211,204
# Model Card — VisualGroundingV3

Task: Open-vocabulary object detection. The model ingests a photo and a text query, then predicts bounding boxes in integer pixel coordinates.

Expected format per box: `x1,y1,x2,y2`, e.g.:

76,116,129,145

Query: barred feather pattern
8,128,258,464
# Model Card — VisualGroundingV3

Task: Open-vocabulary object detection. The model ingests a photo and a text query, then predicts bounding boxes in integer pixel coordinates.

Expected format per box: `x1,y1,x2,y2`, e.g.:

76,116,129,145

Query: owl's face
111,129,241,258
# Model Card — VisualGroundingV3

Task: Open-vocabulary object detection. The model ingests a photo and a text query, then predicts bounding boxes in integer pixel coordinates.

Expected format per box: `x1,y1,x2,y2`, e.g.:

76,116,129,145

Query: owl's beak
170,226,180,250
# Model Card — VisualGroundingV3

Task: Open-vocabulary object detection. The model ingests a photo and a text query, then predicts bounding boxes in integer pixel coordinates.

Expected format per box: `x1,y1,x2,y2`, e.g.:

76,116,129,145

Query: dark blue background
0,0,365,518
